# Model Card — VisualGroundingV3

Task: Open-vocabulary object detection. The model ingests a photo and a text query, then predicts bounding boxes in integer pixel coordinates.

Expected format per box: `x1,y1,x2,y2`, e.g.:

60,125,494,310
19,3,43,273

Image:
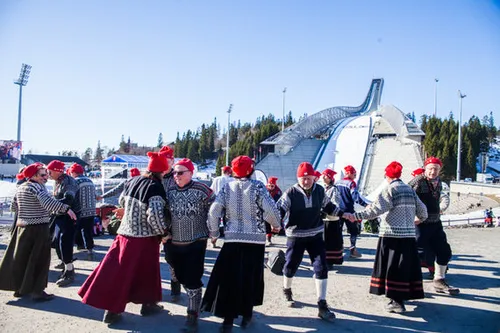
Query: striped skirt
324,219,343,265
370,237,424,301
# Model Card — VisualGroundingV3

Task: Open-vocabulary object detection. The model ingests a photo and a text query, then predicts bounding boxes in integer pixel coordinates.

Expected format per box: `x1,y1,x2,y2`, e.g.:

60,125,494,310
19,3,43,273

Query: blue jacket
335,177,368,214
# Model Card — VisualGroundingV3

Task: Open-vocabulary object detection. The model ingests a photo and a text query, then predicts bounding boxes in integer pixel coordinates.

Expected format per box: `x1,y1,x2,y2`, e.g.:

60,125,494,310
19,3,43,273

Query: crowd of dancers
0,145,461,332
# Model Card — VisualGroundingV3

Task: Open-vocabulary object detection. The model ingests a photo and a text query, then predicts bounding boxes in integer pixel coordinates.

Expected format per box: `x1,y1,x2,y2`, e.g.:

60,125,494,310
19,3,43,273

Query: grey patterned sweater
74,175,96,218
166,180,215,243
354,179,428,238
12,181,70,226
117,176,168,237
208,178,281,244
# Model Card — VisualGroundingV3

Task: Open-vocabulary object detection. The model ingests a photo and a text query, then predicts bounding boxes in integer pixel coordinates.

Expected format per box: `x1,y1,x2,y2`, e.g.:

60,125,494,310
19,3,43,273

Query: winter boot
171,280,181,302
103,310,122,325
181,311,198,333
283,288,296,307
56,269,75,287
317,299,336,322
385,299,406,313
434,279,460,295
140,303,163,316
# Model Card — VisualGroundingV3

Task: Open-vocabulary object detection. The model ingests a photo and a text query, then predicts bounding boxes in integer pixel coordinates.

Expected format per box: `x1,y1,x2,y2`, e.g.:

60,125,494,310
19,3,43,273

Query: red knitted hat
130,168,141,177
424,157,443,167
411,168,425,177
16,173,25,180
231,155,254,177
314,170,321,178
268,176,278,185
47,160,65,173
344,165,356,174
147,152,168,173
385,161,403,179
322,168,337,180
297,162,315,177
159,146,175,159
221,166,232,174
69,163,84,175
23,164,44,179
174,158,195,172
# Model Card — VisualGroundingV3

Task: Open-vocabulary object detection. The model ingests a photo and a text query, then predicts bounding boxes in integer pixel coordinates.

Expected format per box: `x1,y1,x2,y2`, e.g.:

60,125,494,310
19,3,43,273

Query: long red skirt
78,235,162,313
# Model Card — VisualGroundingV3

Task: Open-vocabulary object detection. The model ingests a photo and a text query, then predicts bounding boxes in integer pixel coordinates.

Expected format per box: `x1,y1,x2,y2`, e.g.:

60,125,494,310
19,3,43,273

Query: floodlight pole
457,90,466,181
434,78,439,117
226,104,233,166
282,87,287,132
13,63,32,142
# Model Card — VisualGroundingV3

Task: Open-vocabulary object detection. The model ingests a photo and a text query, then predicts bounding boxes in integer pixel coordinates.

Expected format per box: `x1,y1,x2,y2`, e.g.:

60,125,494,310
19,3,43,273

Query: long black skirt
324,219,343,265
370,237,424,301
201,242,265,319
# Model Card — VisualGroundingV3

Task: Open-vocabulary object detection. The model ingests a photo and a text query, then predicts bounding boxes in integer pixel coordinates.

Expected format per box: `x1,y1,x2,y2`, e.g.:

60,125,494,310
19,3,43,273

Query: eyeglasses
39,174,48,177
173,171,189,176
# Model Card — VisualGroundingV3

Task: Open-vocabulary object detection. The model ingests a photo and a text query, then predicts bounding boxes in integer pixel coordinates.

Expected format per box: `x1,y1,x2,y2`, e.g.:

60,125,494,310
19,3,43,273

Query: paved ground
0,226,499,333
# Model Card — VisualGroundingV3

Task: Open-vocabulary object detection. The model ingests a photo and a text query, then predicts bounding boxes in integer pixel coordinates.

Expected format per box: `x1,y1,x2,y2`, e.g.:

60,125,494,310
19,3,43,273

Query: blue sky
1,0,499,155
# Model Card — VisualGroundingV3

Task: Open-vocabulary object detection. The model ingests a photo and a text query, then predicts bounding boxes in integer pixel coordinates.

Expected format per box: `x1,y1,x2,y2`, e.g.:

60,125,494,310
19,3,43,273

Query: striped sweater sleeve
146,195,167,235
32,184,70,214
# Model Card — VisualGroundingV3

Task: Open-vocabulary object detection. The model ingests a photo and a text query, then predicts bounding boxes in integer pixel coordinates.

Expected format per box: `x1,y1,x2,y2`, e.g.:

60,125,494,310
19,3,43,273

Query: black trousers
166,240,207,289
75,216,95,250
415,222,452,267
53,216,76,264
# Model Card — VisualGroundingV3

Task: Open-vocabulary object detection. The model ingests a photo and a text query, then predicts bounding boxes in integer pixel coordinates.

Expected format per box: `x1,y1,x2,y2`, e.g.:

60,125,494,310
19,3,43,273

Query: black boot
317,299,336,322
56,269,75,287
171,280,181,302
103,310,122,325
140,303,163,316
181,311,198,333
283,288,296,307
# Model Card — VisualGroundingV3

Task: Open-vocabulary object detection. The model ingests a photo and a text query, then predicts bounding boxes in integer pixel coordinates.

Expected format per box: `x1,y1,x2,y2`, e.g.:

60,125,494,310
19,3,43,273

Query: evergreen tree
157,133,163,148
94,140,104,164
174,132,182,157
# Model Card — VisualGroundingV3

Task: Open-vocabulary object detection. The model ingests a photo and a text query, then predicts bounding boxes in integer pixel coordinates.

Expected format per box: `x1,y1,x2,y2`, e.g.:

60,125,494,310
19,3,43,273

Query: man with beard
408,157,458,295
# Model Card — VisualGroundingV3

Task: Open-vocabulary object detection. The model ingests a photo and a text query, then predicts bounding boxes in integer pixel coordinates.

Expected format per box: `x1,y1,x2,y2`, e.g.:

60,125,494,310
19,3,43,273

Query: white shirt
210,175,234,195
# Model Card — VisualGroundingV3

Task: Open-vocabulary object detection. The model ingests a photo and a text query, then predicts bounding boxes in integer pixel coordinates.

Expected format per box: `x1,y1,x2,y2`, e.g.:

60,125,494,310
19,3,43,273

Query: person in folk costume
210,165,234,246
47,160,79,287
78,152,169,325
408,157,458,295
335,165,369,258
320,168,344,269
278,162,345,322
264,176,282,245
164,158,215,332
97,167,141,201
211,166,234,195
410,167,432,274
156,145,184,302
0,164,77,301
9,166,28,234
69,163,98,260
345,161,428,313
202,156,282,332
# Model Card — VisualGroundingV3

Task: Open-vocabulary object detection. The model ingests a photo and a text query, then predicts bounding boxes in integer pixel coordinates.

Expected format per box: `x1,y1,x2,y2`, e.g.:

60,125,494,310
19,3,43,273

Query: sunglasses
39,174,48,177
173,170,189,176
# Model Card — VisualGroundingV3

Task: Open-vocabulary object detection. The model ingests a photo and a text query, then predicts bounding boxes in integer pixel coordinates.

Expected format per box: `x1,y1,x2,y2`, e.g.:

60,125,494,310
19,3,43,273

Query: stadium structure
256,78,426,199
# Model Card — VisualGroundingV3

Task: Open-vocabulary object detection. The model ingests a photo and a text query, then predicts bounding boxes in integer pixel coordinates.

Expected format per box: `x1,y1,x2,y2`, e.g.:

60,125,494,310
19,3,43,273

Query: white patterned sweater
117,176,168,237
12,181,70,226
354,179,428,238
208,178,281,244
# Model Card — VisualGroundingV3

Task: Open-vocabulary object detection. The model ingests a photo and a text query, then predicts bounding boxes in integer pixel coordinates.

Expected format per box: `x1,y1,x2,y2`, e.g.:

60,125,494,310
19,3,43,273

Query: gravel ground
0,226,499,333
